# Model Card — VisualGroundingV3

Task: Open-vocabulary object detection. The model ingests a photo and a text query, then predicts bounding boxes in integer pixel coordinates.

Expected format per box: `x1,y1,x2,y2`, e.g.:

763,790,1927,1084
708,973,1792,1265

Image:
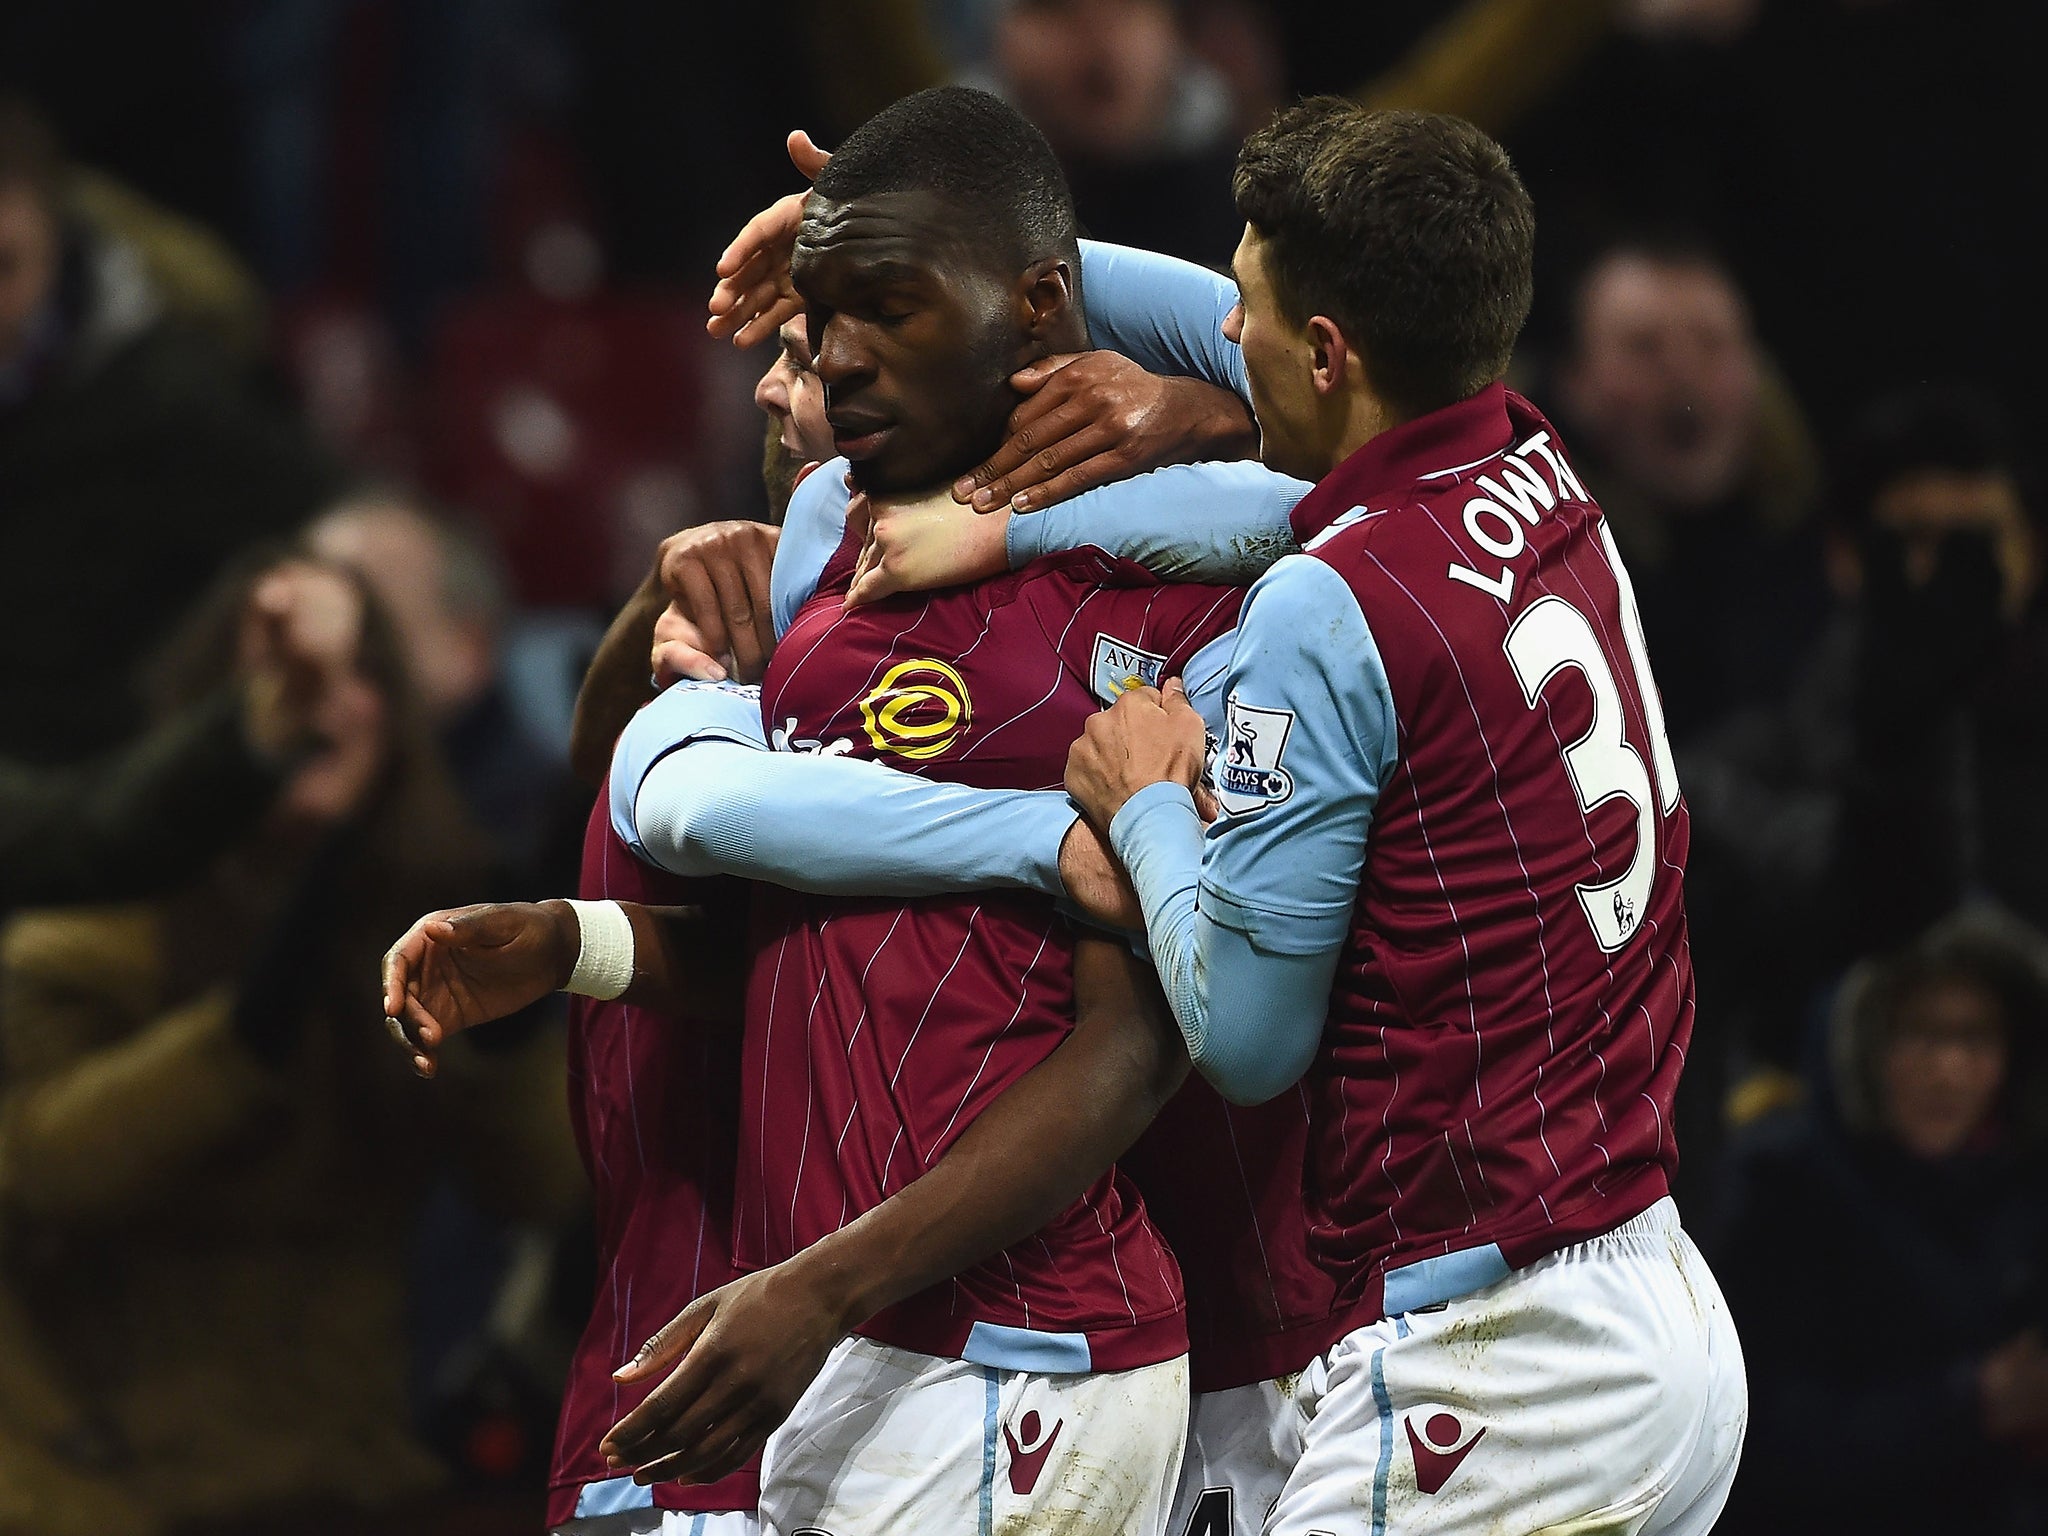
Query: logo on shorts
1404,1411,1486,1495
1213,694,1295,816
857,657,972,760
1090,632,1168,705
1002,1410,1063,1495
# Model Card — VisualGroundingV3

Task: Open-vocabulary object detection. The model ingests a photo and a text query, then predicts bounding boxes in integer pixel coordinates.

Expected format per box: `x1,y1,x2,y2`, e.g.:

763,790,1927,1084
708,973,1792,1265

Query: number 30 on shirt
1504,524,1679,952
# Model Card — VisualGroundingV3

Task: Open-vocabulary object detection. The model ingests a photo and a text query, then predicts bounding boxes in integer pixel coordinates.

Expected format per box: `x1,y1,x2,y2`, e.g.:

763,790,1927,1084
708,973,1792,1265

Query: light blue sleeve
607,678,1075,897
770,459,852,637
1004,460,1309,583
1079,240,1247,402
1106,556,1397,1103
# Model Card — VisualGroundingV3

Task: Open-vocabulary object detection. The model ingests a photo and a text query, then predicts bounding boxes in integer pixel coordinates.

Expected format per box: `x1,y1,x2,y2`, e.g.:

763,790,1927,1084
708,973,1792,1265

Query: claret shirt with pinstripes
546,799,755,1528
742,523,1249,1372
1284,385,1694,1325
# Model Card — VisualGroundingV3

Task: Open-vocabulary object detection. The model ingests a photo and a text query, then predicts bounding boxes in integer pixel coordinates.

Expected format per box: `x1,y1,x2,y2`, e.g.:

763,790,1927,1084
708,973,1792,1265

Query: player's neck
1321,386,1407,477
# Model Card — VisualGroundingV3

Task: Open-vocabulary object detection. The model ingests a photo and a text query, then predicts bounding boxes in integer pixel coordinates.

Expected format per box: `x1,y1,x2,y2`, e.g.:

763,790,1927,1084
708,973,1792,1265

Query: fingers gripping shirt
1108,556,1398,1104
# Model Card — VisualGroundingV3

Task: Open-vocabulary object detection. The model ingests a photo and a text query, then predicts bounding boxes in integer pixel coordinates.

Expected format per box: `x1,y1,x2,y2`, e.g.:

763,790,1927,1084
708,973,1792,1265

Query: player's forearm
787,940,1189,1330
1003,461,1308,583
1108,783,1332,1103
617,902,747,1024
631,742,1074,898
571,575,667,788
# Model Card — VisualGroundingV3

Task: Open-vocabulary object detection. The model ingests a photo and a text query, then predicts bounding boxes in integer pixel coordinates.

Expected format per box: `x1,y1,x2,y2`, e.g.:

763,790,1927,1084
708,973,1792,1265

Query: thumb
614,1300,712,1382
844,558,896,611
1162,676,1190,706
788,129,831,181
1009,353,1078,393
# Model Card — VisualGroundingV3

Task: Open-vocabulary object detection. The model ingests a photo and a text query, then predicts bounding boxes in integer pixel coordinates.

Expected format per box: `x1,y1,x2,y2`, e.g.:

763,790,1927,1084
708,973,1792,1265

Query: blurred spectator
308,493,584,893
1824,386,2047,953
0,556,578,1535
979,0,1243,265
0,561,356,915
0,97,340,765
1549,236,1827,1169
1716,907,2048,1534
1676,383,2047,1106
1554,233,1825,742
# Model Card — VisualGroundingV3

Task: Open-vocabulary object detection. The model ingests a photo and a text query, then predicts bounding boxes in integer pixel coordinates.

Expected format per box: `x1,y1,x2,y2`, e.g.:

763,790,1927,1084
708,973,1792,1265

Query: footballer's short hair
814,86,1080,269
1233,101,1535,419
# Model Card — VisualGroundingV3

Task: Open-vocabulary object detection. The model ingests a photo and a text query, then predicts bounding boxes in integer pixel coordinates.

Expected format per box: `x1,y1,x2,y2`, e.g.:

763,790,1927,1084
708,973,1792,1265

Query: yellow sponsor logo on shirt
859,657,972,760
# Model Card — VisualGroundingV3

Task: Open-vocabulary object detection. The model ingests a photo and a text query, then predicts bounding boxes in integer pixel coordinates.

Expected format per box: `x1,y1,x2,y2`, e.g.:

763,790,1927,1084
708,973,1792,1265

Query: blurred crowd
0,1,2040,1532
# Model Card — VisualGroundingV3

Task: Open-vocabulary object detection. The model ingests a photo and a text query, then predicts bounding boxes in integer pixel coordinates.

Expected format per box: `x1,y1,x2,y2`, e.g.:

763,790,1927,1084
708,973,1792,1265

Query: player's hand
953,354,1259,514
845,486,1011,608
706,131,831,346
601,1256,853,1486
1057,817,1144,931
1066,678,1209,830
649,521,780,683
381,901,579,1078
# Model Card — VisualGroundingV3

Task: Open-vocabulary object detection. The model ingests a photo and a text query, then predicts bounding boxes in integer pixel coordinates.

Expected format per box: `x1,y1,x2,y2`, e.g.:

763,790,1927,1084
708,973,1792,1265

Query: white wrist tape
564,899,636,1000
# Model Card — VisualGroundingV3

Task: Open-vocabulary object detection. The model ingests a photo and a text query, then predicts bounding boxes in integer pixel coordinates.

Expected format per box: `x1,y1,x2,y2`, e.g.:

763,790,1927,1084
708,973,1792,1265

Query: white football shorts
757,1335,1189,1535
1166,1376,1308,1536
1266,1198,1747,1536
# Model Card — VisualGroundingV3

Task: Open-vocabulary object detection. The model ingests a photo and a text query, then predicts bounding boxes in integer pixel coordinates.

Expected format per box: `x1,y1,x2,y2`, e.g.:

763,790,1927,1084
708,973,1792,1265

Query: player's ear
1016,257,1076,342
1306,315,1353,399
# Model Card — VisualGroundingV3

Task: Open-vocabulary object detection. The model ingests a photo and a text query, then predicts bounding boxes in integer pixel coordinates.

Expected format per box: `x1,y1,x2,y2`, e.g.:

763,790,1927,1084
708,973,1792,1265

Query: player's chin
848,451,937,501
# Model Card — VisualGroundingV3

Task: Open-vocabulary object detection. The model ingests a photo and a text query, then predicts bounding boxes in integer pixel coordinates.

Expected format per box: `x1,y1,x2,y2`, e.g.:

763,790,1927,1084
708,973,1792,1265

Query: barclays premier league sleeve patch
1214,693,1296,816
1090,632,1168,705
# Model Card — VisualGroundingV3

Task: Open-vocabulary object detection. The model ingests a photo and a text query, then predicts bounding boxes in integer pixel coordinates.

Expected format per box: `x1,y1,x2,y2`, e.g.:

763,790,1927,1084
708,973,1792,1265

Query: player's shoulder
773,458,856,633
1246,547,1375,634
1236,556,1389,700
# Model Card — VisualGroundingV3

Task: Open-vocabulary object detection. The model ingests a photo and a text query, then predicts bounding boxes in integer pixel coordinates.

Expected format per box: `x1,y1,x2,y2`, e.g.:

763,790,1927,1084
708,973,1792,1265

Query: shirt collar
1290,381,1515,543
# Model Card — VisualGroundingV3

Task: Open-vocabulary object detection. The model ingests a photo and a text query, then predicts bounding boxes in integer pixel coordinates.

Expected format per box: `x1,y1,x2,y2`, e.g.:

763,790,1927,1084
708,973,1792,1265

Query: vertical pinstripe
736,549,1253,1364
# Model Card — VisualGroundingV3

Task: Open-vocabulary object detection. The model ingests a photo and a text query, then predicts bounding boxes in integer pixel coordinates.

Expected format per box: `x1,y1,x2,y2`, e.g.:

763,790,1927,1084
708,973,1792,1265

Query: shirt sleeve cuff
1005,508,1045,570
1108,781,1205,916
